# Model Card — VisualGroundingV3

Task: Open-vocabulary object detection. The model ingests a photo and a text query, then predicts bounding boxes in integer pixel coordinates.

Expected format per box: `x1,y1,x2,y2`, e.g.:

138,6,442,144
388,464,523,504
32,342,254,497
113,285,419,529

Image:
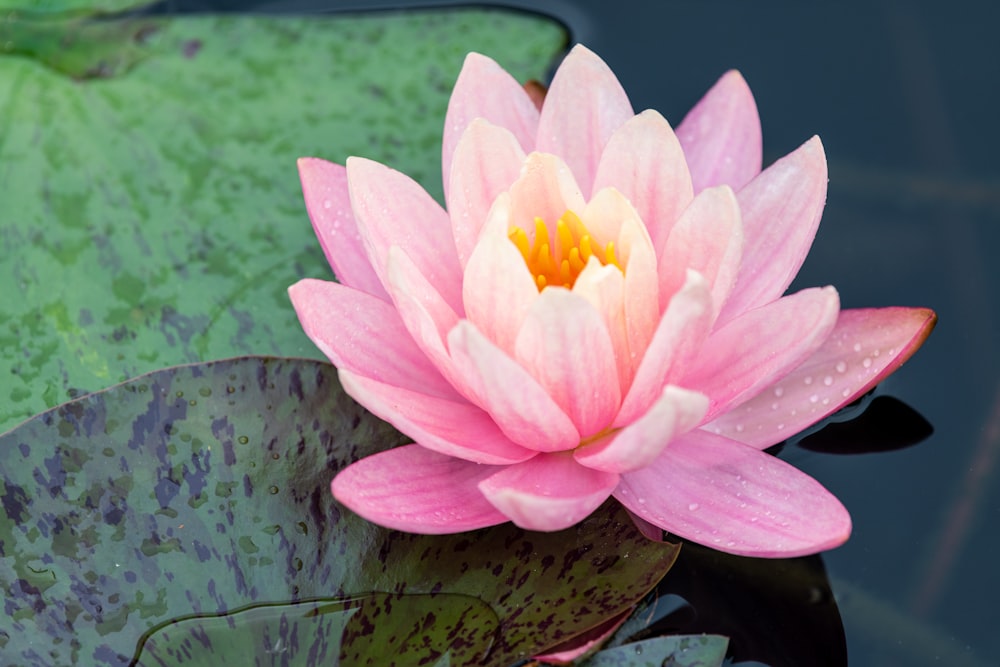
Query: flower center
508,210,622,291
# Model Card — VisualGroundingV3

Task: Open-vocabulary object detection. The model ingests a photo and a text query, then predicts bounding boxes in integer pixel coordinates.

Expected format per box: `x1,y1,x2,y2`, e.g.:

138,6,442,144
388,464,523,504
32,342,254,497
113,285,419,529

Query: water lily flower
289,45,935,557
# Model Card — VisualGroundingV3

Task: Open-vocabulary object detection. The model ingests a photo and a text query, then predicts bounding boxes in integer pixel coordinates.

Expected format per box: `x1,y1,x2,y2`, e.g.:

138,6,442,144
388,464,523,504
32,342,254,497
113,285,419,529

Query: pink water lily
289,45,935,557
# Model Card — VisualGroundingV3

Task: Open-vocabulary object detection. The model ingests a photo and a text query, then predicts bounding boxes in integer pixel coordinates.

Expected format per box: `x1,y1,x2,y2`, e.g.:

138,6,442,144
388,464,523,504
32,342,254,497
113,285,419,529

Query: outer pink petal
615,270,714,427
675,70,763,194
615,430,851,557
442,52,540,201
340,371,536,465
448,321,580,452
478,453,619,531
332,445,508,534
706,306,937,449
657,185,744,319
288,278,458,399
347,157,465,314
592,109,694,255
515,288,621,438
297,158,389,300
447,119,526,266
536,45,635,196
509,152,586,233
717,136,828,326
682,286,841,423
462,208,538,356
576,386,708,474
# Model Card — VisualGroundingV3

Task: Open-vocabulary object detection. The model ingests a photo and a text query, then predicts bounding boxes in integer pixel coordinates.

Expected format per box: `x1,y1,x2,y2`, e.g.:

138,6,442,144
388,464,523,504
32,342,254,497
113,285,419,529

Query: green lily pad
0,357,679,666
578,635,728,667
0,7,567,433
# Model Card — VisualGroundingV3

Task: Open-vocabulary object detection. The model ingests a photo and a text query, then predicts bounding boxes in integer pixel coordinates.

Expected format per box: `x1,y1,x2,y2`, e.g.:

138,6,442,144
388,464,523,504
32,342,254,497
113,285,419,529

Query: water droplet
872,348,881,357
803,376,813,385
809,394,819,404
735,423,745,432
841,388,852,397
323,200,332,209
238,436,249,445
770,402,779,411
853,342,863,352
862,358,873,368
777,423,786,430
688,503,700,511
835,361,847,373
773,386,784,397
268,486,279,495
823,376,833,386
888,347,896,356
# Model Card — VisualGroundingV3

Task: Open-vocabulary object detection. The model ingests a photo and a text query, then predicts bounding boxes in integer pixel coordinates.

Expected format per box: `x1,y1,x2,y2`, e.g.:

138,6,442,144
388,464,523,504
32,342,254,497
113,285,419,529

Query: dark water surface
157,1,1000,664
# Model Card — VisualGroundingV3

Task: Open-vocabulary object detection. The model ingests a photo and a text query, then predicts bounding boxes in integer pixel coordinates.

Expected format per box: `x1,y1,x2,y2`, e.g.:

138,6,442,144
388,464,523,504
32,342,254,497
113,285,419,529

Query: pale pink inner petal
347,157,465,315
716,136,827,327
340,370,536,465
332,444,508,534
288,278,458,400
592,109,694,255
681,286,841,423
615,271,714,427
657,185,744,319
462,218,539,357
508,152,587,233
442,52,540,202
675,70,763,194
536,45,635,195
447,119,526,266
478,453,620,531
576,385,708,474
615,430,851,557
384,246,470,397
706,306,938,449
514,288,622,438
572,259,628,391
448,321,581,452
297,158,389,300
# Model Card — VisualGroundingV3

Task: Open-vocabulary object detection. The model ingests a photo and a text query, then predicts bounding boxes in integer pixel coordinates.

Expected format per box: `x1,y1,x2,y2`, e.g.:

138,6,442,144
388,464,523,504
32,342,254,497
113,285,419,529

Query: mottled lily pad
0,357,679,666
0,7,567,433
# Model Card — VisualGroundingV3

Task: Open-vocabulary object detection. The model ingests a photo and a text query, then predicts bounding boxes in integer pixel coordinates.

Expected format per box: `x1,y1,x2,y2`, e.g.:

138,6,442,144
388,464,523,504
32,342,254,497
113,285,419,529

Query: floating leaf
577,634,728,667
0,357,678,666
0,8,567,433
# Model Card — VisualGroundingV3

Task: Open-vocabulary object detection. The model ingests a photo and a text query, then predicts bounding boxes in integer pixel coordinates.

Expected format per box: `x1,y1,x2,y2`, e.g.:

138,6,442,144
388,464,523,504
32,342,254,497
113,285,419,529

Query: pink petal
572,260,628,391
615,430,852,557
383,246,469,395
288,278,458,399
706,306,937,449
533,609,632,664
339,370,536,465
592,109,694,254
717,136,828,326
332,445,508,534
576,386,708,474
675,70,762,194
536,45,635,196
462,211,539,356
442,52,540,202
682,286,841,423
448,321,580,452
508,152,586,232
478,453,619,531
616,271,714,427
346,157,465,314
297,158,390,300
514,288,621,438
447,119,526,266
657,185,744,319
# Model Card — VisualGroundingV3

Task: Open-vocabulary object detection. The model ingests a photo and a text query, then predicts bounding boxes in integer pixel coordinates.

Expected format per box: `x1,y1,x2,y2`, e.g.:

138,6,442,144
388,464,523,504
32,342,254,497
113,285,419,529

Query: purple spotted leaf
0,357,679,666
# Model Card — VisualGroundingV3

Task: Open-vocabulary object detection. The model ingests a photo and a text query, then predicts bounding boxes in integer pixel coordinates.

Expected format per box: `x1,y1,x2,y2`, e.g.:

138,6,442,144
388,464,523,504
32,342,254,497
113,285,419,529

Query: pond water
5,0,998,665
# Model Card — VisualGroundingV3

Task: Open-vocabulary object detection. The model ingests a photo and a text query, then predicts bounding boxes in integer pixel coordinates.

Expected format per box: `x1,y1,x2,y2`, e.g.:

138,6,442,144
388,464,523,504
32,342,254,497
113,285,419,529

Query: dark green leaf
578,634,728,667
0,357,679,666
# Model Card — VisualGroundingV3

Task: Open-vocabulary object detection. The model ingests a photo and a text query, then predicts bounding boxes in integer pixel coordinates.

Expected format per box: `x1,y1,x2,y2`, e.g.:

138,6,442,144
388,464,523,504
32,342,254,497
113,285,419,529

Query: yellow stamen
508,210,624,291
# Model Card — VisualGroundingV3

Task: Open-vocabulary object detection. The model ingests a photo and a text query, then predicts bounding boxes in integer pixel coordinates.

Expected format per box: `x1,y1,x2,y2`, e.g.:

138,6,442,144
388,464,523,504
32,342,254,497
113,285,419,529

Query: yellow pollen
508,210,623,291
